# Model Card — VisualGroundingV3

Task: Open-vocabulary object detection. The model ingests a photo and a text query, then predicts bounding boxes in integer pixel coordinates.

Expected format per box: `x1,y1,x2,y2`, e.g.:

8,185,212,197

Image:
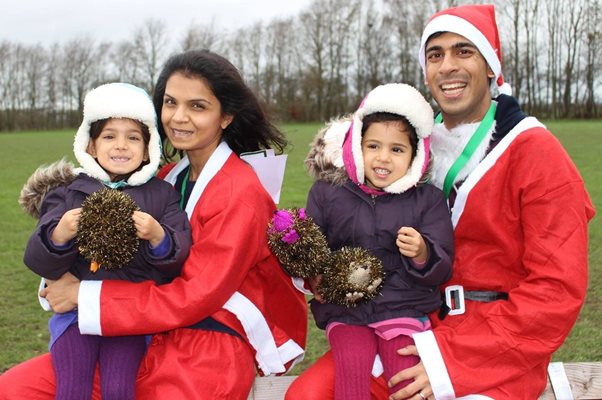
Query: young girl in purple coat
303,83,454,399
22,83,191,400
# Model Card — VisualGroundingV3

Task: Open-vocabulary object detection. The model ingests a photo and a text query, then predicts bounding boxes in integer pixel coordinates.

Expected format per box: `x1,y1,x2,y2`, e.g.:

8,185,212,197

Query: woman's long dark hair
153,50,288,162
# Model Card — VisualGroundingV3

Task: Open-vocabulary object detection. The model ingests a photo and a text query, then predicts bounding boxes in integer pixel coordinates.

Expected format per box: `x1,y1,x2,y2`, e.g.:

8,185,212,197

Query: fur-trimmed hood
305,116,352,186
74,83,161,187
305,83,434,194
19,159,77,219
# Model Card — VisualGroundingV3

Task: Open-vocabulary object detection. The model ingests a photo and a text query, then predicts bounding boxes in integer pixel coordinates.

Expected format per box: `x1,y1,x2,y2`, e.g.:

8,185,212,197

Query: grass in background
0,121,600,373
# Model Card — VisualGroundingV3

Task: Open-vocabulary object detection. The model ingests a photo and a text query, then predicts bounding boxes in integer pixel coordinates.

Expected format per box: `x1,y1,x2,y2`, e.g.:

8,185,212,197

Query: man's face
424,32,495,129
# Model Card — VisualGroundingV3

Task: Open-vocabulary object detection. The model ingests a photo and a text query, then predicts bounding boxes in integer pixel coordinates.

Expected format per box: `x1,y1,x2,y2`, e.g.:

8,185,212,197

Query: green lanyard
179,167,190,210
435,102,497,198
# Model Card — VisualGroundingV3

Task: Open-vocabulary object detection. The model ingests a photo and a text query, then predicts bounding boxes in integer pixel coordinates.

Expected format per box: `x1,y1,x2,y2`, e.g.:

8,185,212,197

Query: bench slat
249,362,602,400
539,362,602,400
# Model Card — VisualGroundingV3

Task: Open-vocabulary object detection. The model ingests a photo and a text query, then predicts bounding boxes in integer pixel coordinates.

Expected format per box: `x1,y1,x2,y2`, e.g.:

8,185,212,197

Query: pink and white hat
342,83,433,194
418,4,512,96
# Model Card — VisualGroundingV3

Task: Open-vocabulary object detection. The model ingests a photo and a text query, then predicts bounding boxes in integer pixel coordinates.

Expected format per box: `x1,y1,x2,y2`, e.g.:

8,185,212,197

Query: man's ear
487,67,495,79
221,114,234,130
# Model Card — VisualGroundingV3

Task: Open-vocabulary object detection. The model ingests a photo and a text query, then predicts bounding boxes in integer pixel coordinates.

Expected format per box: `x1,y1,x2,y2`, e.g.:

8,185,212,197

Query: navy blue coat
24,174,191,284
307,180,453,329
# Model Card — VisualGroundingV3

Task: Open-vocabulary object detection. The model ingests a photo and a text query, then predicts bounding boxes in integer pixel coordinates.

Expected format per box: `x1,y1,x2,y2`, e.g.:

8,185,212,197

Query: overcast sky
0,0,313,46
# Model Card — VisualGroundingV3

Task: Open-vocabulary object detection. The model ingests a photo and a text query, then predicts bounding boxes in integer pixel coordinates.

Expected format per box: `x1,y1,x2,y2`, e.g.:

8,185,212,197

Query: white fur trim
73,83,161,186
413,330,456,399
38,278,52,311
497,82,512,96
77,280,103,335
372,354,384,377
292,277,314,295
419,14,502,93
323,119,351,168
163,142,232,219
451,117,544,227
350,83,433,193
429,121,495,190
223,291,304,375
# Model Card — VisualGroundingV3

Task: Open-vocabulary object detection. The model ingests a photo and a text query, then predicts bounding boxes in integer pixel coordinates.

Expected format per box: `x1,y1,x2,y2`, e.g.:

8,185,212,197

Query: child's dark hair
89,118,151,181
153,50,288,162
361,112,418,160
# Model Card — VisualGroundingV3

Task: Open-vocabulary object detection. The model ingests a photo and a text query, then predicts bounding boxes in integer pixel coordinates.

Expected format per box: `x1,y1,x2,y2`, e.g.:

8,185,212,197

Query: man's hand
40,272,80,313
133,211,165,247
388,345,434,400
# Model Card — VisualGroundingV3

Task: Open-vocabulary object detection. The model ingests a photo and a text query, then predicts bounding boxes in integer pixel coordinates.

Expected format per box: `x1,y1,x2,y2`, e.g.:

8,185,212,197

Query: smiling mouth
110,157,130,163
171,128,193,137
440,82,466,96
373,168,390,177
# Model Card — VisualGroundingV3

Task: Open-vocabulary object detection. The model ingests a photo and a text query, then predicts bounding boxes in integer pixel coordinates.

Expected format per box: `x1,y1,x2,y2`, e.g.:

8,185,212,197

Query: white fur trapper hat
342,83,434,194
73,82,161,186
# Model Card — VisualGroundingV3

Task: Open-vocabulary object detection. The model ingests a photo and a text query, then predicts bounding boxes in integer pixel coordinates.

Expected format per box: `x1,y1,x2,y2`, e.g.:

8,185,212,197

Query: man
285,4,594,399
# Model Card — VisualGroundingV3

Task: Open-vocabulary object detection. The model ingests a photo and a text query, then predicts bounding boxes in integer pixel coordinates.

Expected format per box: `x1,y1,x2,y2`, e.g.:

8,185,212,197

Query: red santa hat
418,4,512,96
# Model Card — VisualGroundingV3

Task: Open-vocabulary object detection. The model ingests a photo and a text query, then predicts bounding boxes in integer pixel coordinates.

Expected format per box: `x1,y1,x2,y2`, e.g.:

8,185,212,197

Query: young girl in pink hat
302,83,454,399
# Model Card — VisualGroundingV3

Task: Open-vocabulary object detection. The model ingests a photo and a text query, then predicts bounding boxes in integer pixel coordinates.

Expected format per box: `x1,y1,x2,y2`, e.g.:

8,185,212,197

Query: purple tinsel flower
272,210,294,232
298,208,306,220
281,229,300,244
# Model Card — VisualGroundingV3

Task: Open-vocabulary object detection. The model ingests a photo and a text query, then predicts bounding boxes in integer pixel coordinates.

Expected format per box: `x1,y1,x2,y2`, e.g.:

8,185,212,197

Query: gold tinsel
319,246,385,307
267,208,385,307
77,188,140,271
267,207,330,278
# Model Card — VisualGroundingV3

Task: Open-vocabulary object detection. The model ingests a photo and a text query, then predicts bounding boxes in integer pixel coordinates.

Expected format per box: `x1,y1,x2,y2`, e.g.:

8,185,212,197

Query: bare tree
299,0,361,120
133,18,169,93
385,0,432,92
111,40,141,85
583,0,602,117
561,0,587,117
179,20,222,53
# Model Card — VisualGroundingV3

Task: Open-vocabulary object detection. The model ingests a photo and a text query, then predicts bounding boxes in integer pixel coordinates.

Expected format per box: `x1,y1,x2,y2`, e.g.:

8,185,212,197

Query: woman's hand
307,274,325,303
388,345,434,400
40,272,80,313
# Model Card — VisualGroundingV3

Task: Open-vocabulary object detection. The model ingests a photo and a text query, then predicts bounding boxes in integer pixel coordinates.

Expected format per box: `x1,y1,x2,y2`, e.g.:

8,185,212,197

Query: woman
0,50,308,399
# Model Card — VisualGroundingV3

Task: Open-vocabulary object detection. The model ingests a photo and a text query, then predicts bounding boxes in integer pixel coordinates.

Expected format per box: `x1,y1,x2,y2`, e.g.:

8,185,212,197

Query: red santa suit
0,142,307,400
414,96,595,399
283,95,594,400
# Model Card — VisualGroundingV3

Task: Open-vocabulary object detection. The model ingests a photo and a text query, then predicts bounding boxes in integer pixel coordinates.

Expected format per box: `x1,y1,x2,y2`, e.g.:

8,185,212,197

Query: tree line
0,0,600,132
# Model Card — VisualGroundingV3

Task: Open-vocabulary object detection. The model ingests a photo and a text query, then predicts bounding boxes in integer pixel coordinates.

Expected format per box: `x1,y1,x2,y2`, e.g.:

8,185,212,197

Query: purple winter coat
24,173,191,284
307,180,453,329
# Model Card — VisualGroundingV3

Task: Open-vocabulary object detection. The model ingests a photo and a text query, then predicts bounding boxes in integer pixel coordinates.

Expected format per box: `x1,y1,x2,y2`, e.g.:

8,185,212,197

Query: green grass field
0,120,600,374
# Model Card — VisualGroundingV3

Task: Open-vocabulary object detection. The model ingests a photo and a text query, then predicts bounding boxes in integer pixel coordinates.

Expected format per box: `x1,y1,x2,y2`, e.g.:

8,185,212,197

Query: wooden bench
247,362,602,400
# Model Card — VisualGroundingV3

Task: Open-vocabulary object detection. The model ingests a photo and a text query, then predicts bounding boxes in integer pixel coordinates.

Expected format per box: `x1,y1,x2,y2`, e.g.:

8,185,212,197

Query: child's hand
396,227,428,263
133,211,165,247
51,208,82,245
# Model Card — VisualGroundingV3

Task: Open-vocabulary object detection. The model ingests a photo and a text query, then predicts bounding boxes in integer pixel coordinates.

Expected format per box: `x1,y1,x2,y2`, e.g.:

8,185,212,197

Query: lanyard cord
435,102,497,198
179,167,190,210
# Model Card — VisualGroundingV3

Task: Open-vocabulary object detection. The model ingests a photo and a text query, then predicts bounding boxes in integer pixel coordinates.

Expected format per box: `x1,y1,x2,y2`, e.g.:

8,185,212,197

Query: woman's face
161,72,233,158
